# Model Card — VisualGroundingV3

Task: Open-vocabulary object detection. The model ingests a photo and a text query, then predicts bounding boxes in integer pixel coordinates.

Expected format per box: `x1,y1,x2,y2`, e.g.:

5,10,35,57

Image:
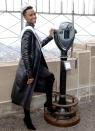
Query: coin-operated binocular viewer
44,22,80,127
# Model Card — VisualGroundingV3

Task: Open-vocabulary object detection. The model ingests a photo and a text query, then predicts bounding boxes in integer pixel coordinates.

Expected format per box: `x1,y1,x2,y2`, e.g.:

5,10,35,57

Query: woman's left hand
49,28,56,37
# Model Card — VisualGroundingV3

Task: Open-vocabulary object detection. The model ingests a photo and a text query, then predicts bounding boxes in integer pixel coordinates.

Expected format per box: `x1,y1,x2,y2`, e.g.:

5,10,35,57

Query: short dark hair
22,6,33,16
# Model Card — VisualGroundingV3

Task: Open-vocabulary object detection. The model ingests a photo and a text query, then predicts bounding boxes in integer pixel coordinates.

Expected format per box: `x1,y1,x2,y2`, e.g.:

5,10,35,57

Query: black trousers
35,66,55,107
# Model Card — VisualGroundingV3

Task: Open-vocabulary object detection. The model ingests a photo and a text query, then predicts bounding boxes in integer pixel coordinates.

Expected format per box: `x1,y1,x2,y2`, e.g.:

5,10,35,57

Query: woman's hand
49,28,56,37
27,78,34,85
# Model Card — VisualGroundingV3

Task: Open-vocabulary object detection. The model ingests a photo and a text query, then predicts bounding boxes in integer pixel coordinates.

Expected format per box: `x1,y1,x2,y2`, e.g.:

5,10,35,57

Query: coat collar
26,22,35,28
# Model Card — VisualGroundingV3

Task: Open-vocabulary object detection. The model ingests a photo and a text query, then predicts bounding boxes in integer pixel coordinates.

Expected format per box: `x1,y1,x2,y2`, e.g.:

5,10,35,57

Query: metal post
71,0,74,57
59,51,67,105
21,0,23,30
5,0,7,11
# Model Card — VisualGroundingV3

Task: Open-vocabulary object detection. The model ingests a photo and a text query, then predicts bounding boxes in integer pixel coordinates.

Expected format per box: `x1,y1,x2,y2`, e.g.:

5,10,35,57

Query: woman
11,5,55,130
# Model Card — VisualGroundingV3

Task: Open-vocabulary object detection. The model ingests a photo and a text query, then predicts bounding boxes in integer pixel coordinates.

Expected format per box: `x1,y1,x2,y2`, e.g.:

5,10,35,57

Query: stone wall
1,42,95,115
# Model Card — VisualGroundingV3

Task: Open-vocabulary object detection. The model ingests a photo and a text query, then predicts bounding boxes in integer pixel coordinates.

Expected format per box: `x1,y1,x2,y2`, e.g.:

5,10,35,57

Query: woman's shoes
23,117,36,130
44,102,57,113
47,106,57,113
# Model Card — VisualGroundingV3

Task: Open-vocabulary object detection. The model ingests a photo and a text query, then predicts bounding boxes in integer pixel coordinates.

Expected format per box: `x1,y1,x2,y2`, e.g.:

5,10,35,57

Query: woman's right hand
27,78,34,85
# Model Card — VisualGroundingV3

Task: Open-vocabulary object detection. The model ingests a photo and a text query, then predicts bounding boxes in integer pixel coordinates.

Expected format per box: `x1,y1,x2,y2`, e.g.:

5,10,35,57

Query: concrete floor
0,98,95,131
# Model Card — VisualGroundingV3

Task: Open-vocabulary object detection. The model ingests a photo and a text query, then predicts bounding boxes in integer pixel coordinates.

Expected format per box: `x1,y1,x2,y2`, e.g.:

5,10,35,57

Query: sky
0,0,95,14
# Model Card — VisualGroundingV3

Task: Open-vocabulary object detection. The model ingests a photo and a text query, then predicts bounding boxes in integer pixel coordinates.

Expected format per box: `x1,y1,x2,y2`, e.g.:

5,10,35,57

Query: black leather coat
11,25,53,109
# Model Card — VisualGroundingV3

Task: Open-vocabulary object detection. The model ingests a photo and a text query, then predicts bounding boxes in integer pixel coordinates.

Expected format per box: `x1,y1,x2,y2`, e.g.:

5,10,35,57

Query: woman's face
24,8,37,25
